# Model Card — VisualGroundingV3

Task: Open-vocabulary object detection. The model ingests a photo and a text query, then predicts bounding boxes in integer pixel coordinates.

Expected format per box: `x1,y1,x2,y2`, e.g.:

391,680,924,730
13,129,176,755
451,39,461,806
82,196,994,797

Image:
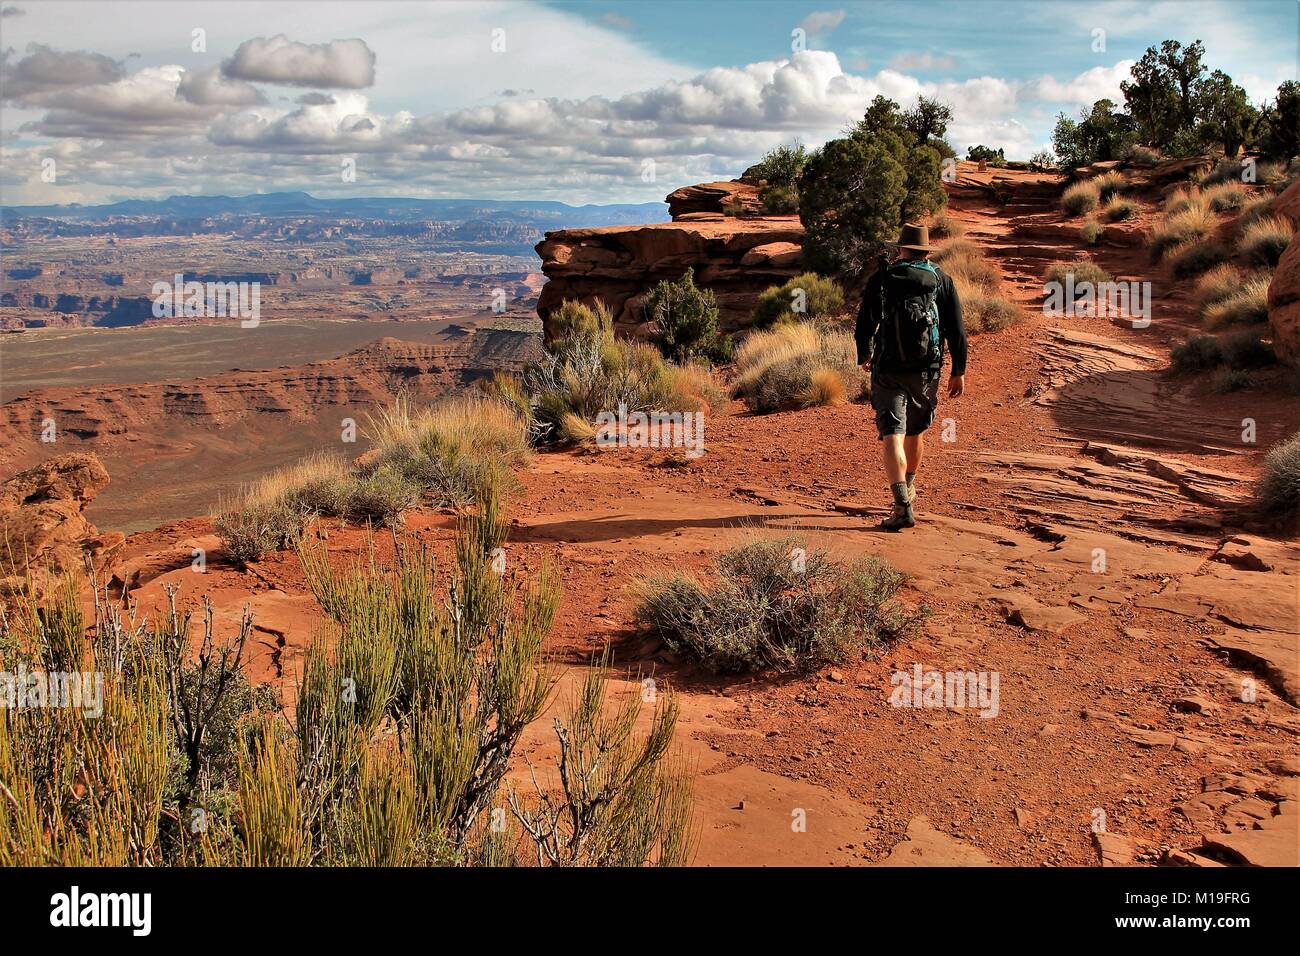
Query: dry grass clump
926,210,967,240
731,322,863,413
635,535,925,673
1238,215,1293,267
933,240,1000,293
1166,239,1230,279
1238,193,1278,229
1195,263,1246,308
1093,171,1128,201
1163,187,1208,217
363,394,529,507
1061,180,1101,216
1102,197,1138,222
215,394,529,563
1258,431,1300,520
1203,273,1272,328
1081,220,1105,245
1044,257,1113,288
935,240,1024,332
1170,330,1277,375
1125,144,1161,167
1201,181,1249,212
1150,202,1218,260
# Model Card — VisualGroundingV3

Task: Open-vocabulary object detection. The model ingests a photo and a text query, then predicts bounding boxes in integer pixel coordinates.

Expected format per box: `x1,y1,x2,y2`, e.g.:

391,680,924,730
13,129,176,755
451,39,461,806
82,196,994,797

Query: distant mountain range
0,191,669,228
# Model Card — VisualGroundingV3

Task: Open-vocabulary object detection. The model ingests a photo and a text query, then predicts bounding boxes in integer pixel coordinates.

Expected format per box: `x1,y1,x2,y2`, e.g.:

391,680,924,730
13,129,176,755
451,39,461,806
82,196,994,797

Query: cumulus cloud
1025,61,1134,107
888,52,957,73
0,43,124,102
222,35,376,89
26,65,234,138
176,65,266,107
799,10,846,35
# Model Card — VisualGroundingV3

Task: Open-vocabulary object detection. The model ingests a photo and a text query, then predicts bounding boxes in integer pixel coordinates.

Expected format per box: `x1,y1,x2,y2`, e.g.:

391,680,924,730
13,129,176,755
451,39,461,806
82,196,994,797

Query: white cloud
222,35,376,89
1025,60,1134,107
177,65,266,107
0,43,124,103
799,9,846,35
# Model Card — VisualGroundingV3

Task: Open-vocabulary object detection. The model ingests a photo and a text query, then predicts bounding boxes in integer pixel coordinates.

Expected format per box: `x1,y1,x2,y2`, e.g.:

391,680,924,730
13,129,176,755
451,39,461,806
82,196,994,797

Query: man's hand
948,373,965,398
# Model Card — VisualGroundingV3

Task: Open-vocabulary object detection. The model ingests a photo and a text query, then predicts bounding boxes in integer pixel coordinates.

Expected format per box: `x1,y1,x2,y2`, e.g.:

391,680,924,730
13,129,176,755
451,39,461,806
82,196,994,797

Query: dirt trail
117,166,1298,866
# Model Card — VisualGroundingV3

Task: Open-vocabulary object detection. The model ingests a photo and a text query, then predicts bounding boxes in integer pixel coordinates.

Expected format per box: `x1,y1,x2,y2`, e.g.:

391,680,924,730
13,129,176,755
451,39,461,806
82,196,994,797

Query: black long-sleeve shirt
855,263,967,376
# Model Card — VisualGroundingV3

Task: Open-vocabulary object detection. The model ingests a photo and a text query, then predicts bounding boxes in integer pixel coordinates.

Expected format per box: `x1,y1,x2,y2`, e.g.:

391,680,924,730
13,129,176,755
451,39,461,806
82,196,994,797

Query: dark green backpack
875,259,943,372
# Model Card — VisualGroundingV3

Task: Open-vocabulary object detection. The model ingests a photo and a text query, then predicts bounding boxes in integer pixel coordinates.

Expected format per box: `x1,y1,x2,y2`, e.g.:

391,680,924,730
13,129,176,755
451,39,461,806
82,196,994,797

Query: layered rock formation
0,453,121,597
1268,178,1300,363
536,178,803,339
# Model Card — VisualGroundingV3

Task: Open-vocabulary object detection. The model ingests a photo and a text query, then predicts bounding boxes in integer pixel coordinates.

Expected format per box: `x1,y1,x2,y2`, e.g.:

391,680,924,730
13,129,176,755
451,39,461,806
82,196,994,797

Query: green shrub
216,489,309,565
1081,220,1105,245
1258,431,1300,519
750,273,845,328
1125,144,1161,167
1238,215,1292,267
759,184,799,214
1220,329,1277,369
748,142,808,188
635,536,924,673
641,268,731,364
1170,335,1223,373
1210,368,1253,392
961,293,1024,333
525,300,704,444
1167,240,1230,278
799,96,946,275
1061,180,1100,216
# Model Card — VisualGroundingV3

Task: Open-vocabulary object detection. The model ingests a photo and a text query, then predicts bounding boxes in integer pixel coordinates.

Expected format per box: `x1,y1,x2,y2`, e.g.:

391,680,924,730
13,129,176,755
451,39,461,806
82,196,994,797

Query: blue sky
1,1,1296,205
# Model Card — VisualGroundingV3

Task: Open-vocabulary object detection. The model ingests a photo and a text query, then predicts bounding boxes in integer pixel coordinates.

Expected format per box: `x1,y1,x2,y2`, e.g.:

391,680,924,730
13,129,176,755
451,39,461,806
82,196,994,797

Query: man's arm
939,272,967,376
855,275,881,366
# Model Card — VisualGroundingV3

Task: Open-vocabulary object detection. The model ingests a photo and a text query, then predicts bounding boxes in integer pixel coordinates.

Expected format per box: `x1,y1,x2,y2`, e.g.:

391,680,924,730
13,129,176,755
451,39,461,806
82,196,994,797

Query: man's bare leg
880,434,915,530
882,434,907,484
904,433,923,501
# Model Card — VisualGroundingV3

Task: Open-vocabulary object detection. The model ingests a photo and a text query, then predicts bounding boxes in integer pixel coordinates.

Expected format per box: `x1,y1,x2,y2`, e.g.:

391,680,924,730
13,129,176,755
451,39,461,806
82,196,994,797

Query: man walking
855,222,967,531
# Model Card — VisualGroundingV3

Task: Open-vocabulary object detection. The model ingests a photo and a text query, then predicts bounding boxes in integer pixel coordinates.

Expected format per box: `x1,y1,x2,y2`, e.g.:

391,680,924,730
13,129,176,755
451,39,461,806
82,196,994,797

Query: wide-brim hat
897,222,935,252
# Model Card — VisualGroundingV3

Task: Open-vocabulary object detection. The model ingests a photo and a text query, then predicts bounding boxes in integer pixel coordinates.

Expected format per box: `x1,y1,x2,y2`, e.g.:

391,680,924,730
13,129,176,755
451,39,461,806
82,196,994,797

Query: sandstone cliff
1268,177,1300,364
0,453,121,598
536,178,802,338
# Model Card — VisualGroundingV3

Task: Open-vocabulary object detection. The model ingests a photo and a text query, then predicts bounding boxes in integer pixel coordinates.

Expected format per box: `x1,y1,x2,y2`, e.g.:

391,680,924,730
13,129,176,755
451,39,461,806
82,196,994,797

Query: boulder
0,453,117,598
1267,221,1300,364
535,215,806,339
664,180,761,219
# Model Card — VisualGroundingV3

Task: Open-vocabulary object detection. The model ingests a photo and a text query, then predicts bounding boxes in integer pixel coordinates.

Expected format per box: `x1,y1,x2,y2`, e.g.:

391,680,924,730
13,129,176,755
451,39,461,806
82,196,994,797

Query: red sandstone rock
0,452,116,597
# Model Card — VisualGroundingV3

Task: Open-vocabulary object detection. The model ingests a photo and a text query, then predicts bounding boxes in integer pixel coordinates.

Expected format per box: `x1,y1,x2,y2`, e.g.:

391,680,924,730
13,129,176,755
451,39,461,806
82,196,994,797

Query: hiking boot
880,501,916,531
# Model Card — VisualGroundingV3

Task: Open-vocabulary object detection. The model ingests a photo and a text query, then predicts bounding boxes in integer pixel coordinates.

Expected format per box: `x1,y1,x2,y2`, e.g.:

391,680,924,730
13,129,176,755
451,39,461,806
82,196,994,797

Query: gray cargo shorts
870,368,941,439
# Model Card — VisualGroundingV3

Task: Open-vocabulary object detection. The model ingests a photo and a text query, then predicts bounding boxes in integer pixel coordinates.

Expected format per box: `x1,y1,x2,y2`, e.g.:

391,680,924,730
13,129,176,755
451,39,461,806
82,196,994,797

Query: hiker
855,222,967,531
